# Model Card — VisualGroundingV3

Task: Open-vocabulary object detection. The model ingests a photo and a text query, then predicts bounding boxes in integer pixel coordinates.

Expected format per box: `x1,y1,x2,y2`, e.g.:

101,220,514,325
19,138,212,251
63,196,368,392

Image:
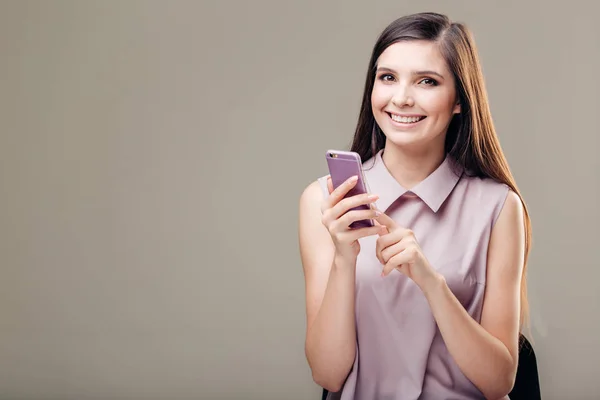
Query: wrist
333,253,357,271
418,270,446,297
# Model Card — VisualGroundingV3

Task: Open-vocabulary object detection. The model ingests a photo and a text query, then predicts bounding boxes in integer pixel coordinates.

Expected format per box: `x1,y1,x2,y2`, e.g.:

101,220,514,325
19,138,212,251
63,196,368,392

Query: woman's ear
453,101,461,114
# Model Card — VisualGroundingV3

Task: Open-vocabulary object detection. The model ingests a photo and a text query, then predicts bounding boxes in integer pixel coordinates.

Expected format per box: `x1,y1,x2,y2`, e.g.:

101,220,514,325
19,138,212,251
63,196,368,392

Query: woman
298,12,532,400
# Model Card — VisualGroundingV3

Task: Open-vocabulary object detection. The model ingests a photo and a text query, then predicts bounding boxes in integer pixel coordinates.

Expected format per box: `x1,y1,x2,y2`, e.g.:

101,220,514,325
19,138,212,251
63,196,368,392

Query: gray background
1,0,598,399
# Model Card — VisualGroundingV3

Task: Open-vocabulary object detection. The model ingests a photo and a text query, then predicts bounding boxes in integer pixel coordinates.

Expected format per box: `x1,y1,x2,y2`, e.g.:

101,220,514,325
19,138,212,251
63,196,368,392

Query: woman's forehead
377,41,449,74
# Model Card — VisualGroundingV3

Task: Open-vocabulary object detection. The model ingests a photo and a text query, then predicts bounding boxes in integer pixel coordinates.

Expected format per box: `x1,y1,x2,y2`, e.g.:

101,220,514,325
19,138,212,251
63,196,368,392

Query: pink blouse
317,149,510,400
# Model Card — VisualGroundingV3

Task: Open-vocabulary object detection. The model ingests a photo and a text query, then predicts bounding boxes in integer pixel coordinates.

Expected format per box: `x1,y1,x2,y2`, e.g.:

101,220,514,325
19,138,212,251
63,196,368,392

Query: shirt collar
363,149,463,213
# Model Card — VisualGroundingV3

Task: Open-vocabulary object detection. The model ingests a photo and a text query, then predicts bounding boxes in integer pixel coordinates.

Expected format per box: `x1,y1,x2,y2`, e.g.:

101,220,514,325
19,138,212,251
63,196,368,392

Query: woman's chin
384,132,426,148
382,130,446,154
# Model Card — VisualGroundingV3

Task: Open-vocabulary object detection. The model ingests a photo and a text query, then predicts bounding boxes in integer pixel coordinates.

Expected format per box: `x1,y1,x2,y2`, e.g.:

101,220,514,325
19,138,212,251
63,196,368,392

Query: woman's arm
420,190,525,399
298,181,357,392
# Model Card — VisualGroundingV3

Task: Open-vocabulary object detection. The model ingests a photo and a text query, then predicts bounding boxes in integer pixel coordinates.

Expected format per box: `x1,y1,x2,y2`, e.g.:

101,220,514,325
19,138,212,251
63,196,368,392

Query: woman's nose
391,87,414,108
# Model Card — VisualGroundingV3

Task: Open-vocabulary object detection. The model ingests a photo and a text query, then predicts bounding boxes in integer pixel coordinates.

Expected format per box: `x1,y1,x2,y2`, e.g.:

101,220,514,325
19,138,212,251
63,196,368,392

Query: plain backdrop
1,1,598,399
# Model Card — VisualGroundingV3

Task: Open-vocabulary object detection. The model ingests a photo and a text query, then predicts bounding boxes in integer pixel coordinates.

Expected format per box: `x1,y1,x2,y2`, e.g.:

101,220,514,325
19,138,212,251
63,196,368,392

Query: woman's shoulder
459,173,512,226
461,172,510,195
301,175,329,199
299,175,329,208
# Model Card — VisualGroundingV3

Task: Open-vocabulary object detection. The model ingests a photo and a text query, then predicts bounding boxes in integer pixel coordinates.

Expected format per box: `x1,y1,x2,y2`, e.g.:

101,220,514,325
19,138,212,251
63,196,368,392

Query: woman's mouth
387,112,427,126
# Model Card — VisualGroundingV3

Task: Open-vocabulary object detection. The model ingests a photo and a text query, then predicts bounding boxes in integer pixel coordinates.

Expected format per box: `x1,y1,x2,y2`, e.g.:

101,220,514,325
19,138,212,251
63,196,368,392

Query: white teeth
390,114,424,123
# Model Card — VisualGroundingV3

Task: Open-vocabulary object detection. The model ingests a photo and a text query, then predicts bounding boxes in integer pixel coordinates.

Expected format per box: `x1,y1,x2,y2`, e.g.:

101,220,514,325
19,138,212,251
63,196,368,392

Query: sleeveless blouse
317,149,509,400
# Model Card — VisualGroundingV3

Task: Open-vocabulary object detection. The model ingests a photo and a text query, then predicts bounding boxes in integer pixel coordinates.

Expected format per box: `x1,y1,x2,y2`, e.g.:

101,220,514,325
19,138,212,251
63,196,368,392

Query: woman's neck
381,143,446,189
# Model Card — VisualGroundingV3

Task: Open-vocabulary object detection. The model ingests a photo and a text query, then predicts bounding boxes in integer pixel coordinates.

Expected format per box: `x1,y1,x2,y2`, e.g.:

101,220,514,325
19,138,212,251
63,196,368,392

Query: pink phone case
325,150,374,229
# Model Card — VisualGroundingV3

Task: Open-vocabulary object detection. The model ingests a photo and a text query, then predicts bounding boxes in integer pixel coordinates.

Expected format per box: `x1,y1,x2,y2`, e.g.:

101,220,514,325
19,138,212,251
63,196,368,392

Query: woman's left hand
374,211,441,291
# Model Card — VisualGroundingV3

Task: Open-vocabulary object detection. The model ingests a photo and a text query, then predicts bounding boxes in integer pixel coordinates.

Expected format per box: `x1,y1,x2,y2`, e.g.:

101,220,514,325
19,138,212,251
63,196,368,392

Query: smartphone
325,149,374,229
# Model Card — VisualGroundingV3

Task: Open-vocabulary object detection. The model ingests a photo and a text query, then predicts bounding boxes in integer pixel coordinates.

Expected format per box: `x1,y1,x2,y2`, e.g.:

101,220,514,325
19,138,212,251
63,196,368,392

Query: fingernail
349,175,358,182
381,270,385,278
368,194,379,201
374,210,381,216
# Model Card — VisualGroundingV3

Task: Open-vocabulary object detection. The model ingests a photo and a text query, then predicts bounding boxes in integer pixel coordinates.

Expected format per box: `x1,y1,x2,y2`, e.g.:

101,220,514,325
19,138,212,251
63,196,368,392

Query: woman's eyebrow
376,66,445,80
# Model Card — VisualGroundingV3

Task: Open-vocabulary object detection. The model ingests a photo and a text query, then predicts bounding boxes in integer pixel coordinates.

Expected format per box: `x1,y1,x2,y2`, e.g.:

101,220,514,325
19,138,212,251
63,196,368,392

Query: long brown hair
350,12,533,331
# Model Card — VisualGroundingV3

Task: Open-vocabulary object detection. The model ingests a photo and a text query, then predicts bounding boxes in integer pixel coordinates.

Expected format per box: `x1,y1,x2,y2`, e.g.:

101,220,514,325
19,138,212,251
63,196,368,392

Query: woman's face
371,40,460,152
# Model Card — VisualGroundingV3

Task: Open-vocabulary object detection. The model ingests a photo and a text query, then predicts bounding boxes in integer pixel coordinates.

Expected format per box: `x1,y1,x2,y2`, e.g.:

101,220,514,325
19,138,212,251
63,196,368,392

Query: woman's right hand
320,175,385,266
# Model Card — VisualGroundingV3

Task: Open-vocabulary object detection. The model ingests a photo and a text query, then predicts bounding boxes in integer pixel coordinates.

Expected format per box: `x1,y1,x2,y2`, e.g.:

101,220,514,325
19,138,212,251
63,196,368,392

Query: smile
387,113,427,125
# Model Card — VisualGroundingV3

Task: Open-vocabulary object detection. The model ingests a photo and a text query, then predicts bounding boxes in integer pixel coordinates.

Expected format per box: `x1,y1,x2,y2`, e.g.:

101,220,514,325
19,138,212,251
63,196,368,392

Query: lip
386,111,426,118
386,112,427,128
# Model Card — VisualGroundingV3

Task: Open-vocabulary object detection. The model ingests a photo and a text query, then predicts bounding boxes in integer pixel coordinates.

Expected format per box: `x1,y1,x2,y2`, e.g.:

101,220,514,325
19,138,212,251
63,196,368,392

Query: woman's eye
379,74,394,82
419,78,438,86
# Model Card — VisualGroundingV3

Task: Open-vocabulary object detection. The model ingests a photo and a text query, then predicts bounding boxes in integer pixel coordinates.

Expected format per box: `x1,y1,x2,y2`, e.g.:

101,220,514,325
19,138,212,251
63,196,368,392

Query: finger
373,217,389,238
377,224,389,237
338,208,381,229
374,211,399,232
382,246,420,276
329,193,379,221
325,175,359,208
326,175,333,194
377,240,407,265
376,224,415,256
321,175,358,215
375,227,402,258
342,225,385,242
372,217,385,228
382,251,412,276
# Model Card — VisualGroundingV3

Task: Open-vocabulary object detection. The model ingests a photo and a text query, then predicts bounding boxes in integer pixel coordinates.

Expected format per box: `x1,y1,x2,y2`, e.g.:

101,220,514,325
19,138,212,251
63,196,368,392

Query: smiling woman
298,11,533,400
371,42,461,156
